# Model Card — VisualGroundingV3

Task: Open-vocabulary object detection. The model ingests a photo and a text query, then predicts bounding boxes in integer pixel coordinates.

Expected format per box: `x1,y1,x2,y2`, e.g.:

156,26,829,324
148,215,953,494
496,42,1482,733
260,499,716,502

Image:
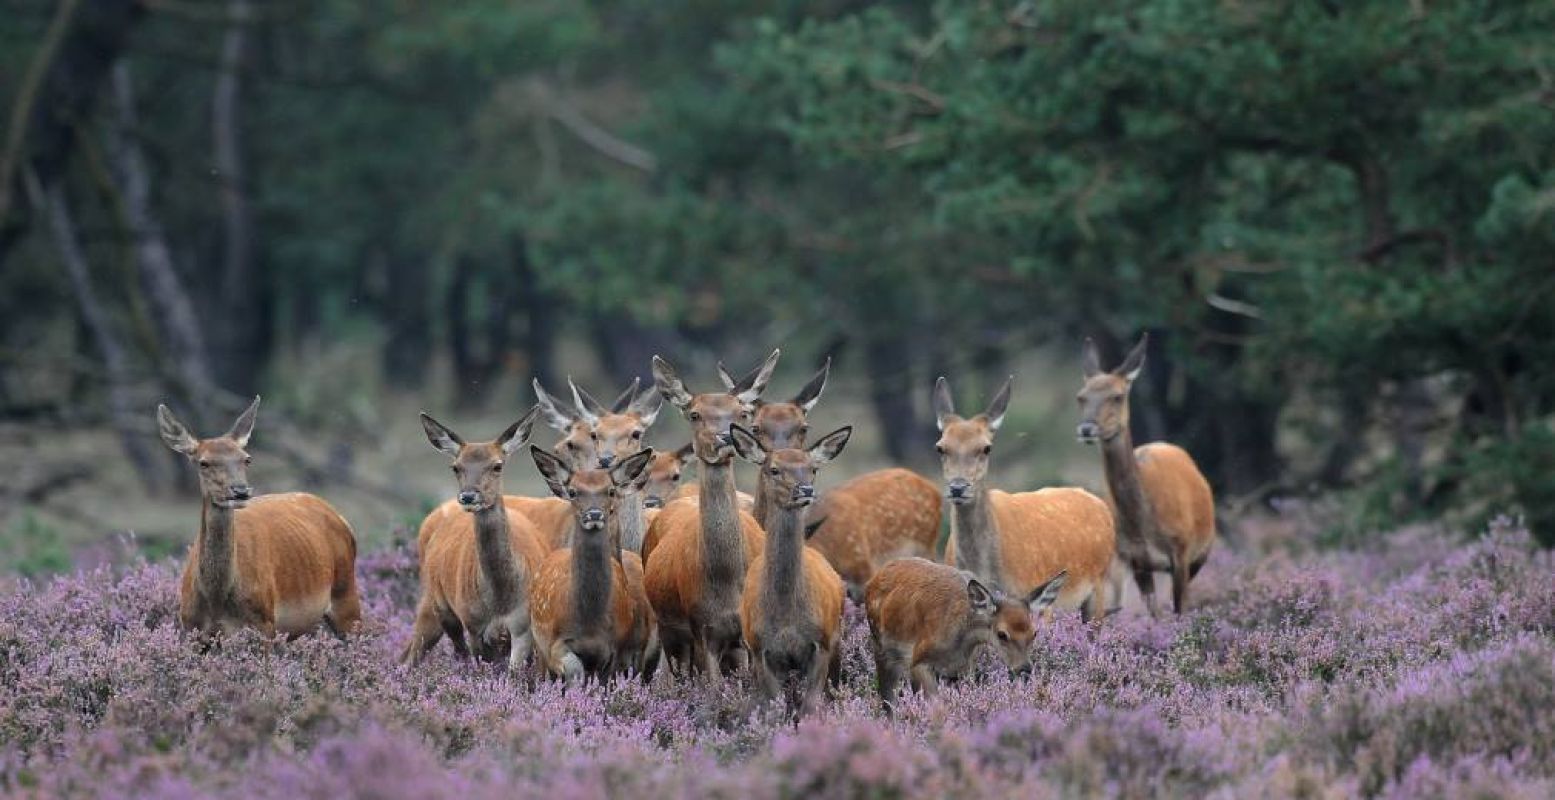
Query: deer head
933,376,1013,505
729,424,851,510
569,376,661,469
968,569,1067,676
420,407,539,512
652,349,779,464
158,396,262,509
1077,333,1147,444
530,446,655,534
718,356,829,452
641,443,696,509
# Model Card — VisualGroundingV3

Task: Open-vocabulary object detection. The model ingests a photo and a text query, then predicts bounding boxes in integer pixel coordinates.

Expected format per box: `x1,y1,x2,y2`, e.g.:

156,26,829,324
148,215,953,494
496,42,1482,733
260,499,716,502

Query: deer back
1134,442,1216,563
943,487,1113,605
807,468,942,589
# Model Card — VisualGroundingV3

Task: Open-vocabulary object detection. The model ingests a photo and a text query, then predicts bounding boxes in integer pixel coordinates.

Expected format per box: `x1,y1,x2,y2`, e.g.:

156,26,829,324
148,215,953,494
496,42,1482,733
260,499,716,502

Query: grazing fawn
935,376,1115,618
524,376,662,551
527,447,660,681
729,424,851,716
642,351,776,677
403,410,548,669
865,558,1065,706
1078,334,1215,615
158,397,361,639
721,358,942,598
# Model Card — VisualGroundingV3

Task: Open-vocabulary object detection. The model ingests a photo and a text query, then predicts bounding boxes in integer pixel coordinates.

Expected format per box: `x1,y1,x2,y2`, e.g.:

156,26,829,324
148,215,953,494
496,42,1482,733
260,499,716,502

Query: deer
864,558,1066,707
527,446,660,681
642,350,776,677
516,376,661,551
934,376,1115,619
716,358,941,598
729,423,851,716
642,443,695,512
157,397,361,640
402,409,548,669
1078,334,1216,616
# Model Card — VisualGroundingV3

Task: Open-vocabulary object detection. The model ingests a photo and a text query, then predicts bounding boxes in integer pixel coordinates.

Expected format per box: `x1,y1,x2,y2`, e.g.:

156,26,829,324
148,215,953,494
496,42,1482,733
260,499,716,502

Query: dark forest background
3,0,1553,571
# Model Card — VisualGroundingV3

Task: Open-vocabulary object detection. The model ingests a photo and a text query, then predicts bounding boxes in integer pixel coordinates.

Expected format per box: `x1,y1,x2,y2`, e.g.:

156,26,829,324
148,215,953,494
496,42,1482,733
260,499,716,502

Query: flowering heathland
2,520,1552,798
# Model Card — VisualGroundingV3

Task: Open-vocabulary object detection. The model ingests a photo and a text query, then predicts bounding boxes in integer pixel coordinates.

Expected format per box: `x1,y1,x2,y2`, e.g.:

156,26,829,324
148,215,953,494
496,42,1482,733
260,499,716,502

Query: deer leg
1189,555,1208,580
1170,554,1191,615
909,663,940,698
876,650,906,711
1080,586,1107,624
799,649,831,717
505,613,532,672
752,650,782,704
1132,566,1160,619
827,645,843,694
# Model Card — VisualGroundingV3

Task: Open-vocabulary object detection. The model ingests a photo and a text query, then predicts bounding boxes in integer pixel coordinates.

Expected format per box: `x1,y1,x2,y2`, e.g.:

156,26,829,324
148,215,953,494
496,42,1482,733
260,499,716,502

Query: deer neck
949,485,1003,590
193,500,239,602
473,501,521,610
753,463,772,529
570,526,613,632
1101,425,1157,551
613,493,648,557
698,457,746,597
759,500,808,627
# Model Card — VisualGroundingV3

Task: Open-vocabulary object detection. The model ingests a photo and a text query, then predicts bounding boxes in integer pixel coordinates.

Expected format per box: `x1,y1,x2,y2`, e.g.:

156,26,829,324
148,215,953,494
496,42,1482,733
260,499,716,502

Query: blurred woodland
2,1,1553,565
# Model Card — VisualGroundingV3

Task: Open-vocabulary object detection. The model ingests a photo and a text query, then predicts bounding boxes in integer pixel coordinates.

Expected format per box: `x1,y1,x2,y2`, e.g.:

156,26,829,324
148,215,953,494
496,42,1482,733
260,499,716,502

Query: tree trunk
445,257,512,409
210,0,269,395
107,62,217,425
31,174,161,492
512,236,558,390
863,331,924,466
380,251,431,388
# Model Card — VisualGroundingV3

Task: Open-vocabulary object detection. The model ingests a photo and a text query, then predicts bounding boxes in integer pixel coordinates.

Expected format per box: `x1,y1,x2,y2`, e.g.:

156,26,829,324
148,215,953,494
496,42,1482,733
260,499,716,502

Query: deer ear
807,425,852,466
792,357,830,412
529,445,571,498
966,579,996,616
611,448,655,489
1026,569,1068,613
732,348,781,405
984,376,1013,431
629,386,662,427
1116,333,1148,383
727,424,767,465
715,361,739,391
568,377,605,427
933,377,956,432
610,376,641,414
227,396,260,447
1081,338,1103,379
533,379,578,432
496,405,540,455
157,404,200,456
420,412,464,457
652,356,694,409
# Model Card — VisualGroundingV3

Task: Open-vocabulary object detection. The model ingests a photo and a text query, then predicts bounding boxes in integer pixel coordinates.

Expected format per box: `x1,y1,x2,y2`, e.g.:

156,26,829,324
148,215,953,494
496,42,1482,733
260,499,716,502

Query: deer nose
457,490,479,506
230,485,252,500
597,454,615,468
793,484,815,502
1076,422,1099,441
1012,663,1033,679
644,496,664,509
582,508,606,527
947,479,971,498
715,432,733,447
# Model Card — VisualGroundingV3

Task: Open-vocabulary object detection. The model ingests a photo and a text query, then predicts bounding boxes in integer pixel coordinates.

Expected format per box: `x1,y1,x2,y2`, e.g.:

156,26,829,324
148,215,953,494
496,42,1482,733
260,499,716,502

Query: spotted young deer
865,558,1065,707
642,351,776,677
728,424,851,716
527,447,659,681
719,358,941,598
935,376,1115,618
158,397,361,639
521,377,662,551
1078,334,1215,616
403,410,548,669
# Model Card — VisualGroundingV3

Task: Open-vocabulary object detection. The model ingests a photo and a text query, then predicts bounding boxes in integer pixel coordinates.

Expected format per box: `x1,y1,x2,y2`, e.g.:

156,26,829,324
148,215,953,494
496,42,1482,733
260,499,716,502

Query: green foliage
1,512,70,577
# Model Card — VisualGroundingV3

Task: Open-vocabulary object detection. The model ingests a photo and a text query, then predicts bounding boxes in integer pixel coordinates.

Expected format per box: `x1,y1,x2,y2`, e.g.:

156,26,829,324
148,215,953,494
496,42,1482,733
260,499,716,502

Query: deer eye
567,441,580,451
670,473,680,482
769,467,780,476
631,430,642,440
608,488,618,497
687,411,701,422
567,488,578,498
244,456,252,465
198,460,211,468
492,463,503,473
590,431,599,440
997,631,1010,642
982,445,993,455
935,445,946,455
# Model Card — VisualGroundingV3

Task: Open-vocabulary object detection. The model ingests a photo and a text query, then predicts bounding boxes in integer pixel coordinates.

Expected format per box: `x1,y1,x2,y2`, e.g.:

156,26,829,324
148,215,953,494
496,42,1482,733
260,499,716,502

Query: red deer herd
156,338,1215,715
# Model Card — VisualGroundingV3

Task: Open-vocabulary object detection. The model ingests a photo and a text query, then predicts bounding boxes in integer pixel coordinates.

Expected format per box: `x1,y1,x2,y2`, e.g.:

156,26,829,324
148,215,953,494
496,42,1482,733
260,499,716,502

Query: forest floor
1,509,1551,798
